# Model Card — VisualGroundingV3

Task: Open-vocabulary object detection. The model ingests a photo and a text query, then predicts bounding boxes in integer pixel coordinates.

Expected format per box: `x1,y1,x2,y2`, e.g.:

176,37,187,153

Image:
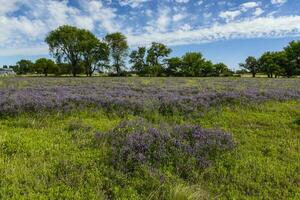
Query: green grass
0,101,299,199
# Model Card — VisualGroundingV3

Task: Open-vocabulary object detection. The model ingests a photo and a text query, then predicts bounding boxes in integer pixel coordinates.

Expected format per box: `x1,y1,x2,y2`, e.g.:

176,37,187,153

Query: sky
0,0,300,69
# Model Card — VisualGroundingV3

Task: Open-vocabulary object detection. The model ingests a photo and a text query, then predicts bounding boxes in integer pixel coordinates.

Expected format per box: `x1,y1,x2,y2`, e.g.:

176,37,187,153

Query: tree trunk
252,73,255,78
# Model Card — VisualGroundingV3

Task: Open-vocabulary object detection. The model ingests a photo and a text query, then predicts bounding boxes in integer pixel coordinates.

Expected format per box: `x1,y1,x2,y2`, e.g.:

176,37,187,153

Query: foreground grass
0,101,299,199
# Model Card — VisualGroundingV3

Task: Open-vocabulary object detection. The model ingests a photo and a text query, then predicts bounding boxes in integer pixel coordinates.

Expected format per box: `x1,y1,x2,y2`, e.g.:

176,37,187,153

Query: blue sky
0,0,300,69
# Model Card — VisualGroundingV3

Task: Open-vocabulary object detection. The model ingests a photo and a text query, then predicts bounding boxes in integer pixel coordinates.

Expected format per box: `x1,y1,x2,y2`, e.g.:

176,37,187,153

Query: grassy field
0,77,299,199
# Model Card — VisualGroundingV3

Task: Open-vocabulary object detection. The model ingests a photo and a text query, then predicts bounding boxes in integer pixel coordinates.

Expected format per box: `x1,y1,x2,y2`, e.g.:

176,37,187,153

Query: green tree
239,56,259,77
13,60,34,75
45,25,84,77
146,42,171,76
259,51,287,78
213,63,229,77
129,47,147,74
284,40,300,77
105,32,129,75
34,58,56,76
181,52,206,77
81,30,109,77
201,60,214,77
56,63,72,76
165,57,182,76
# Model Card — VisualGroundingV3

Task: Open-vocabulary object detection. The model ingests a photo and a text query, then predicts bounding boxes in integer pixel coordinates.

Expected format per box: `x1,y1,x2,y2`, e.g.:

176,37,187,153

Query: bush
96,119,235,180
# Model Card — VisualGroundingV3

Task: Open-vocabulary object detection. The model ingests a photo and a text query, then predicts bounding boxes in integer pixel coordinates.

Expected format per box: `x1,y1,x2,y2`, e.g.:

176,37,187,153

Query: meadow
0,77,300,199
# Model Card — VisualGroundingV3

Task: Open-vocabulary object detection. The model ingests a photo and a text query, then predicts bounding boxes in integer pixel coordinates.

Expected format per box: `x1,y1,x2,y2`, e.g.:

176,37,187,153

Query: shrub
96,119,235,180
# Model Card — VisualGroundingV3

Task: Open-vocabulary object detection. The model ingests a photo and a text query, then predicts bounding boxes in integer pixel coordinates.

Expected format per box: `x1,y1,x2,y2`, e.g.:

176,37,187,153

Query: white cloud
156,7,171,32
128,15,300,46
253,8,264,16
0,0,123,56
175,0,190,3
145,9,152,17
219,1,262,22
271,0,288,5
197,1,203,6
119,0,149,8
241,2,259,10
219,10,242,22
0,0,22,15
84,0,119,33
173,13,187,22
0,0,298,58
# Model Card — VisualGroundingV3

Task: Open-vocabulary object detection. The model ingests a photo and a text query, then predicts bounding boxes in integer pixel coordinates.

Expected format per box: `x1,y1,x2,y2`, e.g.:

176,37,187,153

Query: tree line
5,25,300,77
239,41,300,78
7,25,232,77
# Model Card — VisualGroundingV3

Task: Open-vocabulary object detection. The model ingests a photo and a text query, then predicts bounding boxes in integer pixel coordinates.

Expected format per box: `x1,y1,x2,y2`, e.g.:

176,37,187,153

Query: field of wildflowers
0,77,299,199
0,77,299,115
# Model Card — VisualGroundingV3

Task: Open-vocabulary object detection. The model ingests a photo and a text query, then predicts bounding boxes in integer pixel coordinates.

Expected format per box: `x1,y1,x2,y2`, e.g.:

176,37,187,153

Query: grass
0,100,299,199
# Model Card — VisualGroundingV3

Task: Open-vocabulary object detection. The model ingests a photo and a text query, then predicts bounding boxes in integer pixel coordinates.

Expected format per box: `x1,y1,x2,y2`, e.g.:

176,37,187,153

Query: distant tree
181,52,206,77
259,51,287,78
81,30,109,76
284,40,300,77
146,42,171,76
129,47,147,74
213,63,229,77
45,25,84,77
201,60,214,77
239,56,259,77
105,32,129,75
55,63,72,76
165,57,182,76
34,58,56,76
3,65,8,69
13,60,34,75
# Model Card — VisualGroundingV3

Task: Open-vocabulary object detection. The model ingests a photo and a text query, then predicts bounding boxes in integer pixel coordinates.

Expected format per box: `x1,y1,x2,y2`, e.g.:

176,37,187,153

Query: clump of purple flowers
98,119,234,180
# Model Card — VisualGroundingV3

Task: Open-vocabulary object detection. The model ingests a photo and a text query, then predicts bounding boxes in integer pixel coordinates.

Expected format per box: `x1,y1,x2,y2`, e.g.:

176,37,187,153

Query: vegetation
105,32,129,75
240,41,300,78
34,58,57,77
3,25,299,78
0,77,299,199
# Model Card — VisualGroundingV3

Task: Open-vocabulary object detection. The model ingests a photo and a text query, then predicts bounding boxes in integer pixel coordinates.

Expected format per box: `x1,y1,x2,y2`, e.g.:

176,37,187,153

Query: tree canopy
7,24,300,78
105,32,129,75
45,25,84,76
81,30,109,76
34,58,56,76
239,56,259,77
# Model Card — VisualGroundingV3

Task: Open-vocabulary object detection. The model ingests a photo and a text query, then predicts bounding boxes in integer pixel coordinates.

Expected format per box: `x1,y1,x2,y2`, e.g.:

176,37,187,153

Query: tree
105,32,129,75
259,51,287,78
45,25,84,77
13,60,34,75
146,42,171,76
213,63,229,77
284,40,300,77
55,63,72,76
81,30,109,77
129,47,147,74
165,57,182,76
181,52,206,77
201,61,214,77
34,58,56,76
239,56,259,77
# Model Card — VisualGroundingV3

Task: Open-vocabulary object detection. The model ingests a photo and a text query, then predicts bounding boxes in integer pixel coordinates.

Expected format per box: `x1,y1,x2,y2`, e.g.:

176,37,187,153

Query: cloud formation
0,0,298,56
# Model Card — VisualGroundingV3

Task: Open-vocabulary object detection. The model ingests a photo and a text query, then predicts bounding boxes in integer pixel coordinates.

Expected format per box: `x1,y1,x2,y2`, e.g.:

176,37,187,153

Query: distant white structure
0,68,15,76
